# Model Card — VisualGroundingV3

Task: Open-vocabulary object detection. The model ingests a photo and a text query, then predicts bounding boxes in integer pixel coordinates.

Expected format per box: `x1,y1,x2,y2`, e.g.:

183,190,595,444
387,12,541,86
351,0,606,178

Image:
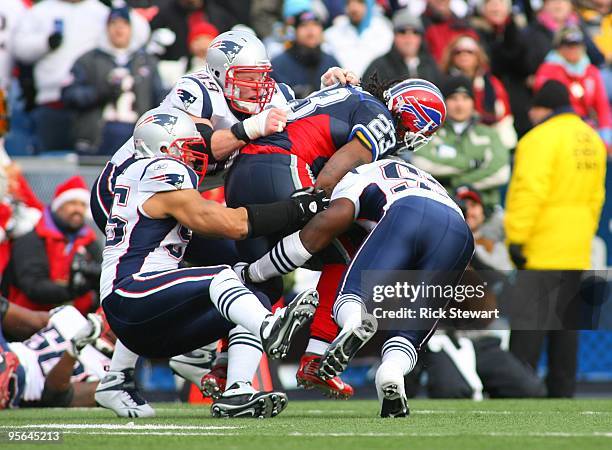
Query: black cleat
210,382,288,418
318,313,377,380
379,383,410,418
260,289,318,360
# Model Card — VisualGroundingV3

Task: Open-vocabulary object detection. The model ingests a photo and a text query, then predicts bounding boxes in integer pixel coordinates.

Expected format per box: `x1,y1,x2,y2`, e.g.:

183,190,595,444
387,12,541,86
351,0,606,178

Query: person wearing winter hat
505,79,606,398
410,75,510,211
271,10,340,98
186,21,218,72
6,176,101,315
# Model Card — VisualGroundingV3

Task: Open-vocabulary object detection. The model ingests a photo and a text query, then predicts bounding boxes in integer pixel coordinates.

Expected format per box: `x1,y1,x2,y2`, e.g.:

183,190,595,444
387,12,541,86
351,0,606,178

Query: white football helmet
206,30,275,114
133,107,208,184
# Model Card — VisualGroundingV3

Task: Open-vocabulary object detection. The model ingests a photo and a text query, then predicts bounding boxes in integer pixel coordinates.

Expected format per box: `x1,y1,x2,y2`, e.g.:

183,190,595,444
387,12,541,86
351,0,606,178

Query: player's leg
0,306,24,410
373,199,474,417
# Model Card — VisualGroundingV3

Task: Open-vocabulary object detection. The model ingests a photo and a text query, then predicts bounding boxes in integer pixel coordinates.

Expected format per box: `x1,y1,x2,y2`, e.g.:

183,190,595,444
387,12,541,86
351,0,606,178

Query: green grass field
1,399,611,450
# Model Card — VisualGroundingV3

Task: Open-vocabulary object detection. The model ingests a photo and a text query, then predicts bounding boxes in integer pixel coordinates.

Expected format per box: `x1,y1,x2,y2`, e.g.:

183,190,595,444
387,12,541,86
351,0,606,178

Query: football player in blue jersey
235,81,474,417
94,106,328,419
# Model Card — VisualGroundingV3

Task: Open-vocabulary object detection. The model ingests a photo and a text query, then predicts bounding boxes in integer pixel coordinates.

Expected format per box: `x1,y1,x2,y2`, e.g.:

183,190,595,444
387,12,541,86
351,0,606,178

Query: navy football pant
102,266,271,358
335,196,474,351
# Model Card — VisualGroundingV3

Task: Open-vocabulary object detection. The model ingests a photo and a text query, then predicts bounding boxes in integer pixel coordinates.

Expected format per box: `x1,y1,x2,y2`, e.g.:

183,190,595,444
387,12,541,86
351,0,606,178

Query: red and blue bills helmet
383,79,446,151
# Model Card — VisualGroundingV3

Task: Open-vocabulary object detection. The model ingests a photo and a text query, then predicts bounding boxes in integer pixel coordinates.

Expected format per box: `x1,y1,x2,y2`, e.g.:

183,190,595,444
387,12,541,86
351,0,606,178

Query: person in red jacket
6,176,101,314
534,25,611,150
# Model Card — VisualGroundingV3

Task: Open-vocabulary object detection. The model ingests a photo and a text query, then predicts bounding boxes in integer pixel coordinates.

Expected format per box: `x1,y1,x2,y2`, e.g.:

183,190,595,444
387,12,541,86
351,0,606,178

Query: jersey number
367,115,396,157
106,186,129,247
288,88,352,121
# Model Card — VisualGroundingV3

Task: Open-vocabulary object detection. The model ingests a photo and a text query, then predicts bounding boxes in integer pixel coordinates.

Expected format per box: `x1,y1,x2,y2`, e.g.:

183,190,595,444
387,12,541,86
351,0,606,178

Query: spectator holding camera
5,176,101,315
62,6,164,155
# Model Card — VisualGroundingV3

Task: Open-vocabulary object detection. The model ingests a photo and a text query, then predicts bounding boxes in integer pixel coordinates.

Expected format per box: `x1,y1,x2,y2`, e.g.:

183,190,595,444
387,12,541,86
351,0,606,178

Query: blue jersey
244,85,397,176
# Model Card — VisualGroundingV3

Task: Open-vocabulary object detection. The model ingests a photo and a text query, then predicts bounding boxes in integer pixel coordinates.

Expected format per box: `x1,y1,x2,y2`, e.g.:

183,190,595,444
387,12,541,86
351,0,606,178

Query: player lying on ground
217,78,447,399
89,29,358,406
238,157,474,417
95,107,326,419
0,299,112,409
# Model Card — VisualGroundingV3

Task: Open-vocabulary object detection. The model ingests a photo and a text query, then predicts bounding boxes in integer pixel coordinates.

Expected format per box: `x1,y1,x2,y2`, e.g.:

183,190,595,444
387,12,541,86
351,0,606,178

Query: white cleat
260,289,319,359
169,343,216,386
375,363,409,418
318,313,377,380
95,369,155,418
210,381,288,419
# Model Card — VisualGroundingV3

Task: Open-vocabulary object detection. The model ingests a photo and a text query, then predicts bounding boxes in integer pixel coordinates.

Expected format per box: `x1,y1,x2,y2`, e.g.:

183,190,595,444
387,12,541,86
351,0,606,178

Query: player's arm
315,138,373,194
0,297,49,340
188,108,288,164
143,187,327,240
41,352,97,407
245,198,355,283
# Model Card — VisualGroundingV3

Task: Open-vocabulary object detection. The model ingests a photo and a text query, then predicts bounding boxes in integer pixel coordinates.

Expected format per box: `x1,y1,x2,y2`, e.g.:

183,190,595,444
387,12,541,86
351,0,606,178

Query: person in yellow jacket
504,79,606,398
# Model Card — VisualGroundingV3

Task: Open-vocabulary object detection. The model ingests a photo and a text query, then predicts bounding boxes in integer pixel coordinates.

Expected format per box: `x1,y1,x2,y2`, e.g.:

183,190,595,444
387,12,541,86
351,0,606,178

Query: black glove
290,187,330,226
508,243,527,269
48,32,63,50
69,251,101,297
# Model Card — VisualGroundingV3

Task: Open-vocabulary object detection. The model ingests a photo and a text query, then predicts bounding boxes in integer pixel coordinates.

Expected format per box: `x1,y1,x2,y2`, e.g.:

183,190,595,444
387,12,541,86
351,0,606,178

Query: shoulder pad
139,158,197,193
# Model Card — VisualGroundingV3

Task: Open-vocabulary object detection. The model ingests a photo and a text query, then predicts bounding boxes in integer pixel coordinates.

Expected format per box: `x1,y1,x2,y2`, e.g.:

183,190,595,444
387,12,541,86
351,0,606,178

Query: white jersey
109,66,295,168
100,157,197,300
8,306,110,403
331,159,463,224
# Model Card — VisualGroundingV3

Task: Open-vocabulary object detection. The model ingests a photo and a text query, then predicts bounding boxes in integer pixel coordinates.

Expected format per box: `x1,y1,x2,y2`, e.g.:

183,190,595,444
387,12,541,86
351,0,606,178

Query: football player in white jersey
1,304,112,408
94,106,325,419
236,82,475,418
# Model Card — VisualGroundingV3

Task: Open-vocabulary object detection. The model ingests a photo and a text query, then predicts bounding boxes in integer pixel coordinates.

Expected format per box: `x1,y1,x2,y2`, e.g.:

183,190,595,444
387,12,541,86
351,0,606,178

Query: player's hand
233,262,252,285
321,67,359,88
242,107,287,140
290,187,330,226
68,313,103,358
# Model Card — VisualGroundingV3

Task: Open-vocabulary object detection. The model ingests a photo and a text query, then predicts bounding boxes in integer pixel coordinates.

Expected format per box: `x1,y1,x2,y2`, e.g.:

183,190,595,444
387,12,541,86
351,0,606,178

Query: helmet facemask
166,137,209,186
224,65,275,114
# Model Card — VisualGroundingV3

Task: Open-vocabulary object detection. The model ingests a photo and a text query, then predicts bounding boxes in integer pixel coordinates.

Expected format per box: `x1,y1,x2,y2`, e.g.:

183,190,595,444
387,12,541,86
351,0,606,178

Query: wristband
230,122,250,143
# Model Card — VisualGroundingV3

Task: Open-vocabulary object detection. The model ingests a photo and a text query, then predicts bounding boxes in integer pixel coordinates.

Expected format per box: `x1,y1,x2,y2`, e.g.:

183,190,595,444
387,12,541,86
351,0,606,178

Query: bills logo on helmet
396,94,443,135
210,40,244,64
176,89,196,110
150,173,184,189
139,114,178,135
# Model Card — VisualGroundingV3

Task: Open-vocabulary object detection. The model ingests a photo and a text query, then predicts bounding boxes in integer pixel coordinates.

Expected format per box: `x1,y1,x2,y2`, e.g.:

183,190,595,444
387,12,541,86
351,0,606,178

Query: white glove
242,107,287,140
320,67,360,89
67,313,103,358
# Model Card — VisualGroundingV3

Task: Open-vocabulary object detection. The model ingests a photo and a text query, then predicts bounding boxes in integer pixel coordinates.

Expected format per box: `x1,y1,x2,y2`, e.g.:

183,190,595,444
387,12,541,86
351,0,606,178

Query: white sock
333,294,365,332
305,338,329,355
225,326,263,388
109,340,139,372
381,336,418,375
209,268,270,336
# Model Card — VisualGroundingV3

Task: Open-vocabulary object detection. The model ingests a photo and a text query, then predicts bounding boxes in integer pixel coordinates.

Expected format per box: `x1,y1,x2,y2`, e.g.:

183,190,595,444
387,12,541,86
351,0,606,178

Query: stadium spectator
410,75,510,212
362,9,442,86
440,35,517,148
534,26,611,150
470,0,533,138
271,10,339,98
323,0,393,78
504,80,606,398
250,0,283,39
421,0,479,65
61,6,165,155
5,176,101,315
12,0,150,152
186,21,219,72
0,0,26,96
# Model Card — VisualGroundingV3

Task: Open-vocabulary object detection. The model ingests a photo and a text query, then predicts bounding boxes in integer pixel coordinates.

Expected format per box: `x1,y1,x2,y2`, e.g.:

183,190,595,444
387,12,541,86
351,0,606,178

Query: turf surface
1,399,611,450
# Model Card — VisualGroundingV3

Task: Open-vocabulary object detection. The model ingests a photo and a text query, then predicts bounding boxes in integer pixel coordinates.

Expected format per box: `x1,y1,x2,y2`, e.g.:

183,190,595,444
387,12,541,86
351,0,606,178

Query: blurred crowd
0,0,609,402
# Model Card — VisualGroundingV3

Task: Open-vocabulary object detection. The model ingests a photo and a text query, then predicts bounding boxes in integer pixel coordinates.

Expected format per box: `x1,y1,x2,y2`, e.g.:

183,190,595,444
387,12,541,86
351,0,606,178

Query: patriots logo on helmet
139,114,178,135
396,95,443,135
176,89,196,110
151,173,185,189
210,40,244,64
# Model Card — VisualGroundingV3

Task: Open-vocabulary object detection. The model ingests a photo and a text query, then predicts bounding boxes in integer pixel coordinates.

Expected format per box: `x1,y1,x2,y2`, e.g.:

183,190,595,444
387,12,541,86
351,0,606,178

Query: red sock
309,264,346,342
